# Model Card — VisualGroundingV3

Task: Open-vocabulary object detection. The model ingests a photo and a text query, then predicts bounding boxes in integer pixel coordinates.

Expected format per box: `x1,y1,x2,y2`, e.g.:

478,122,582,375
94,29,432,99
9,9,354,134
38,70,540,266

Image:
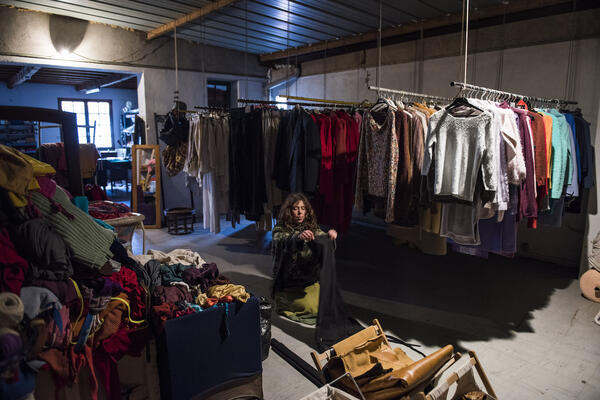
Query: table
96,157,131,191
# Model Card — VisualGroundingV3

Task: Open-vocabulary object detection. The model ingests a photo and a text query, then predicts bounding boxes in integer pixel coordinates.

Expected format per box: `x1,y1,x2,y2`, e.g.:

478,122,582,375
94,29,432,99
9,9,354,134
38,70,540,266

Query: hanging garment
539,110,571,200
393,109,414,225
330,111,348,231
262,108,283,224
422,110,497,203
229,108,267,222
509,107,537,218
355,108,398,223
572,111,594,189
336,111,361,233
563,116,579,197
290,107,322,194
313,113,334,224
527,110,549,222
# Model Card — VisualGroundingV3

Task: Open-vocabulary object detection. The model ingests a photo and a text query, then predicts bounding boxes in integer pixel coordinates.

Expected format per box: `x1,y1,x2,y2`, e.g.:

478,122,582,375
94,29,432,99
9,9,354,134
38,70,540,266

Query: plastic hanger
516,98,529,110
446,95,484,113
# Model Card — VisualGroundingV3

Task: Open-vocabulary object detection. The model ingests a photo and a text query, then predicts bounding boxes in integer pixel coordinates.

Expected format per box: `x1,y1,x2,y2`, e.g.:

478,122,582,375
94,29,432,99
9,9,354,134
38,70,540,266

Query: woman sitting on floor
271,193,337,325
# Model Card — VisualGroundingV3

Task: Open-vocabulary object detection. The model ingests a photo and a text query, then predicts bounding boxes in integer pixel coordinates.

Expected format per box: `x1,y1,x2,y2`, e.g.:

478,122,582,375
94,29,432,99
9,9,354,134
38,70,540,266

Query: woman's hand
299,230,315,242
327,229,338,240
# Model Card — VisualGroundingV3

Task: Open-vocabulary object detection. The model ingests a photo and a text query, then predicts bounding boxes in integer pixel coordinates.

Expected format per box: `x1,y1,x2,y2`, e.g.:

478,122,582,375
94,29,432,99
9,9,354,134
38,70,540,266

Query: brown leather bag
322,322,454,399
361,345,454,398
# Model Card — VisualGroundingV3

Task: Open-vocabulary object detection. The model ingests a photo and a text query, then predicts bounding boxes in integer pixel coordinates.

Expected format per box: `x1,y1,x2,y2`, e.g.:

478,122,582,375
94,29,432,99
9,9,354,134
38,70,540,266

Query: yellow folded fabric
0,144,33,195
21,152,55,177
1,146,55,206
8,192,27,207
195,293,209,307
275,282,320,325
206,284,250,303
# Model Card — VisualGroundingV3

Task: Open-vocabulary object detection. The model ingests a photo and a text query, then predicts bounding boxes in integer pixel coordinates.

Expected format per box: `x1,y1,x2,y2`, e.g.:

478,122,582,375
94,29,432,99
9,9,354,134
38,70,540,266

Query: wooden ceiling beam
7,66,41,89
259,0,580,63
147,0,238,40
76,74,136,92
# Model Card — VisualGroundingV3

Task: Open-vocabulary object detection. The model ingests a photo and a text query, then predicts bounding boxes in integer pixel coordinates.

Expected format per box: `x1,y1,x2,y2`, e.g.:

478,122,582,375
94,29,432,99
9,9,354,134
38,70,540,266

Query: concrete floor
131,217,600,400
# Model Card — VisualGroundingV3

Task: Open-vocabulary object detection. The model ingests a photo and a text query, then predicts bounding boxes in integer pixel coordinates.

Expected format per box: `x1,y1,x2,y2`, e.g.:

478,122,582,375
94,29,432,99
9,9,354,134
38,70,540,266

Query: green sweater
271,222,326,294
29,187,116,269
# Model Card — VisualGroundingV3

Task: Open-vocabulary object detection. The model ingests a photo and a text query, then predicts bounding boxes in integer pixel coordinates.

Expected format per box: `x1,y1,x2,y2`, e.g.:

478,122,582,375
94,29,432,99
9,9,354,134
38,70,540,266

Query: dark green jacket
271,222,325,296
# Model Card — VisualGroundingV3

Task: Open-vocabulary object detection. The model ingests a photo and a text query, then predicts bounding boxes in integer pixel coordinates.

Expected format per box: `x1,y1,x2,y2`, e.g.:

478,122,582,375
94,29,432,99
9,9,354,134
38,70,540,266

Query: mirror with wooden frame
131,144,161,228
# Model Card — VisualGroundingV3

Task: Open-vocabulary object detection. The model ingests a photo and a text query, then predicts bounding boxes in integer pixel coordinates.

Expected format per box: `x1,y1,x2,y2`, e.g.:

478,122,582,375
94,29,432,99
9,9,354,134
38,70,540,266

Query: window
59,99,113,148
275,95,289,110
207,81,230,108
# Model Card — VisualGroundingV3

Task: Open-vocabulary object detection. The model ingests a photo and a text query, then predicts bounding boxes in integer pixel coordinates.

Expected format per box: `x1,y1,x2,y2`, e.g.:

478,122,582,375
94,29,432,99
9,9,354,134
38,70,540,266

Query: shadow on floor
217,223,272,255
335,222,576,336
225,268,495,355
178,218,577,354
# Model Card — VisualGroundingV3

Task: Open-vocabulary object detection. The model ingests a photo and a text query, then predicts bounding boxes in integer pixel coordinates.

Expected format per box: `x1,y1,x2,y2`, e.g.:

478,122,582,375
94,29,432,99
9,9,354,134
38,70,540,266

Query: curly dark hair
278,193,319,230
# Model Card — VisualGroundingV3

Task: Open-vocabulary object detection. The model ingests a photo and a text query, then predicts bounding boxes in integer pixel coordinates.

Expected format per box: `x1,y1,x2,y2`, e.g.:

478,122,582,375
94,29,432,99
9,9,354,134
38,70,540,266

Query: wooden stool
164,207,196,235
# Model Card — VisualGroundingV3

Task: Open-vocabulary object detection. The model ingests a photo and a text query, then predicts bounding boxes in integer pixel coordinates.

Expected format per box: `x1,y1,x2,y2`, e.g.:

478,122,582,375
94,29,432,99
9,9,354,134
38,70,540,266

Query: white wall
274,38,600,269
0,80,137,148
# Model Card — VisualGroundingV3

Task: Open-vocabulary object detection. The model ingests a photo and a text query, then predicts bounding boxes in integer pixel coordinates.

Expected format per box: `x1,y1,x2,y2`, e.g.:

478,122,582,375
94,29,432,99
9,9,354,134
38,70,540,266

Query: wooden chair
310,319,388,382
310,319,497,399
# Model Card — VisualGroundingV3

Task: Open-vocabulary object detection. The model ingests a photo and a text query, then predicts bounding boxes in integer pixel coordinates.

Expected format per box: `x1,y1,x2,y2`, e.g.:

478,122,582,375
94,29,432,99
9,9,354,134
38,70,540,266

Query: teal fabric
94,218,115,231
539,110,572,199
160,263,193,285
72,196,89,213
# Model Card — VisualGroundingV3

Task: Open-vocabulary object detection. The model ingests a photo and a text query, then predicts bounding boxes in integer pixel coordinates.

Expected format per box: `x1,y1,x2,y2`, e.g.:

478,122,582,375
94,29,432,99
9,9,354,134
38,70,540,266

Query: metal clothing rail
368,85,452,103
194,105,230,111
279,95,368,106
449,81,578,106
238,98,357,109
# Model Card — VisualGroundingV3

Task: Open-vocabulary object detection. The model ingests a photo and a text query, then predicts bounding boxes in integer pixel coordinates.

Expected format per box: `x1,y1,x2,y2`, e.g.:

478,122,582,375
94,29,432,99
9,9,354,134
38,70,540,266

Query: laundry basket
104,212,145,253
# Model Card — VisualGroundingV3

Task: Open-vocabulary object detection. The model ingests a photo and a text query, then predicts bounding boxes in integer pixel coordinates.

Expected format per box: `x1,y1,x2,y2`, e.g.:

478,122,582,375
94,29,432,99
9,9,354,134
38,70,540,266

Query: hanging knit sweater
28,187,116,269
423,109,497,203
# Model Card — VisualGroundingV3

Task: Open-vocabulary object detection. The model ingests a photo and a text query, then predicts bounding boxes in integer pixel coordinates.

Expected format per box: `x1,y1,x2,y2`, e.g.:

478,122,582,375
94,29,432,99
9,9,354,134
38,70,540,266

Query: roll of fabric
0,292,24,328
0,327,19,337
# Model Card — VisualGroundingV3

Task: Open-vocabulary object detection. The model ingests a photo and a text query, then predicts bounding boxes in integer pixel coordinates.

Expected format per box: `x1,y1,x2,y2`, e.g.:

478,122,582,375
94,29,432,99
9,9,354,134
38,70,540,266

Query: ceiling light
85,87,100,94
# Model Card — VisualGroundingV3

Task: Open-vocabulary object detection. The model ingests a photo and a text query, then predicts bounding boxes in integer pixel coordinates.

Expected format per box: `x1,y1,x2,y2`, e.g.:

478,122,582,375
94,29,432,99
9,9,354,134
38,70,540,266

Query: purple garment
511,107,537,218
182,262,220,292
450,212,516,258
152,285,193,304
0,332,23,370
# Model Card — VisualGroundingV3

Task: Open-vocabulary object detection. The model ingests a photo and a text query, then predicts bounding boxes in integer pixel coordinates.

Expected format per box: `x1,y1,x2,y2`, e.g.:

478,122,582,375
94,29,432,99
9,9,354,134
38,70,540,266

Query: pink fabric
37,176,57,199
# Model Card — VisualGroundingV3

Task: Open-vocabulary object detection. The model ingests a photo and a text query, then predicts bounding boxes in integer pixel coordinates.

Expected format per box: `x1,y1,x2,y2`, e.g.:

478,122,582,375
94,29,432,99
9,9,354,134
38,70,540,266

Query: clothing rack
238,98,357,109
194,106,230,111
368,85,452,103
279,95,369,107
449,81,578,106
